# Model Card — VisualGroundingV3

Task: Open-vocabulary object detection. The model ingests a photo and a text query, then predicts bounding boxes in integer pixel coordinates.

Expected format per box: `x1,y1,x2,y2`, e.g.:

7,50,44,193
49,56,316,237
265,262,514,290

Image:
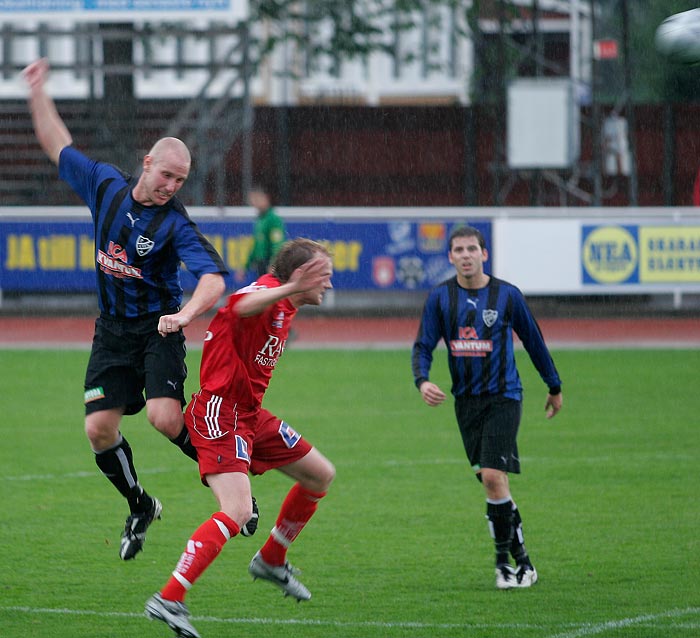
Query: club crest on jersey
482,309,498,327
136,235,154,256
272,311,285,329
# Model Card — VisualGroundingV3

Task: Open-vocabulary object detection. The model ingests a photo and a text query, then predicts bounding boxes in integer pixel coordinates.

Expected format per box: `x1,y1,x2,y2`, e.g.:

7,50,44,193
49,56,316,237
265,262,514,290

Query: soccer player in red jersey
146,238,335,638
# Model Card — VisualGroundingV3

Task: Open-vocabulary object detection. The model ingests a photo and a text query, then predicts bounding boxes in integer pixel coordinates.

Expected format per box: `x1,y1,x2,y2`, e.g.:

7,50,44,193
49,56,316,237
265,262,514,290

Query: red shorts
185,390,313,484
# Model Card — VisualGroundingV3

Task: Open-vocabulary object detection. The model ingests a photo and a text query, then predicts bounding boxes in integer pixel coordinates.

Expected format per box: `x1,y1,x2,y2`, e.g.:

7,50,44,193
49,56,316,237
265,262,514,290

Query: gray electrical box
507,78,580,169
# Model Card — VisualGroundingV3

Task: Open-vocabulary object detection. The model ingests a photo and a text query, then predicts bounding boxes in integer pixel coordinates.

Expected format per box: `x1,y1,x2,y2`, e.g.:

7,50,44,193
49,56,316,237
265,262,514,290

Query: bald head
148,137,191,171
133,137,192,206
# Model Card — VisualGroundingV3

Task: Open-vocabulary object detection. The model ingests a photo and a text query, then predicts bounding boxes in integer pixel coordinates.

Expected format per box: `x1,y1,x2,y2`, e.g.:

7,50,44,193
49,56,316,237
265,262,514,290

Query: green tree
251,0,465,76
251,1,700,104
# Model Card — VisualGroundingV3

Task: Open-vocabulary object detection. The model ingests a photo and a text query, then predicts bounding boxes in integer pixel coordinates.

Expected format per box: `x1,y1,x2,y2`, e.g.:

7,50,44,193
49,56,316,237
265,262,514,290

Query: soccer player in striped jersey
412,225,563,590
23,58,231,560
145,239,335,638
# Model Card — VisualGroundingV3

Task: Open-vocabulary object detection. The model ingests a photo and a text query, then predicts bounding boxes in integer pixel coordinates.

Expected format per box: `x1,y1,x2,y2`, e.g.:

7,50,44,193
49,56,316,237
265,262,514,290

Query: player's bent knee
146,402,184,438
480,468,508,496
221,507,253,531
323,461,337,489
218,500,253,530
84,417,120,452
314,460,336,493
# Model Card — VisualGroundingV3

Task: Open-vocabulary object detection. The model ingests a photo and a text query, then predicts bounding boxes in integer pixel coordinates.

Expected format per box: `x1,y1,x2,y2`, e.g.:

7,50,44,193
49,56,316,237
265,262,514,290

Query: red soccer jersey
197,274,297,411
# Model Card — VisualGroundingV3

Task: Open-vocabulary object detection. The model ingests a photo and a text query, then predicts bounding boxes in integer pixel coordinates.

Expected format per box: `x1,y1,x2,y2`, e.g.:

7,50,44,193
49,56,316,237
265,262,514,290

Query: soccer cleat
496,563,519,589
248,551,312,601
496,563,538,589
119,496,162,560
240,496,259,537
515,563,538,587
145,593,200,638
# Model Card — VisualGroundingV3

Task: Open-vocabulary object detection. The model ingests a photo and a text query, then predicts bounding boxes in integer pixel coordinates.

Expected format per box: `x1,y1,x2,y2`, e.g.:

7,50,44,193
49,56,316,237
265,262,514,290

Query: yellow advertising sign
639,227,700,283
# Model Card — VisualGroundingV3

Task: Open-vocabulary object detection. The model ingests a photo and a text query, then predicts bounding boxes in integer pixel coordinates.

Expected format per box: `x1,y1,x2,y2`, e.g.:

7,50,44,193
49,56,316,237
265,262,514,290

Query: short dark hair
271,238,331,283
449,225,486,250
249,183,270,195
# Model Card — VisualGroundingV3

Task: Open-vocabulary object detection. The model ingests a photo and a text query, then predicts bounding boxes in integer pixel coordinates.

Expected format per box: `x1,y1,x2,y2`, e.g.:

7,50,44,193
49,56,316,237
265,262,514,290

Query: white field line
0,605,542,631
3,450,697,483
1,466,179,482
544,607,700,638
0,605,698,634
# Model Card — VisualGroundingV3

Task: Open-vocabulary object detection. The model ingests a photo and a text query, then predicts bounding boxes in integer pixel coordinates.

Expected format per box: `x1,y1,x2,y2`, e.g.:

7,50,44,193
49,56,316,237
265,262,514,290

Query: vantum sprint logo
96,241,143,279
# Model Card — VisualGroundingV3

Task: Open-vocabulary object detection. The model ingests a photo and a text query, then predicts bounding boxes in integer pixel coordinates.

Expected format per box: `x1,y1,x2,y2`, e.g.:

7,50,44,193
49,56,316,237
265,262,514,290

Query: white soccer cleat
496,563,538,589
496,563,519,589
145,593,200,638
515,563,538,587
248,551,311,601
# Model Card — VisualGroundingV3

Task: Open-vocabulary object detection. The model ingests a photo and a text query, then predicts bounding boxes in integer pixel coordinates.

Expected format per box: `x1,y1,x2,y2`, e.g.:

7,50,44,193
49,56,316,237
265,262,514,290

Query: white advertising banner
492,219,581,294
493,213,700,295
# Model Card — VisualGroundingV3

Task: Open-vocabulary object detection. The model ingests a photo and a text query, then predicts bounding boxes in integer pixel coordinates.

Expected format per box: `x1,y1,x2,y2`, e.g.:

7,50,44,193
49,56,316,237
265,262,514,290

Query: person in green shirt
236,185,287,283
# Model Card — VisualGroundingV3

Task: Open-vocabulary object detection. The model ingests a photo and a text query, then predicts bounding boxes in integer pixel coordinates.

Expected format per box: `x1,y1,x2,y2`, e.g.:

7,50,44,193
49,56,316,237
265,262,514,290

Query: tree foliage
250,0,465,74
249,0,700,103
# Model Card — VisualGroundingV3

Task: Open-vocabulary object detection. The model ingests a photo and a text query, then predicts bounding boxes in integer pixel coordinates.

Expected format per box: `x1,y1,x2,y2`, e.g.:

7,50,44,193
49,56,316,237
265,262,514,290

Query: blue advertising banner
0,218,492,293
0,0,248,21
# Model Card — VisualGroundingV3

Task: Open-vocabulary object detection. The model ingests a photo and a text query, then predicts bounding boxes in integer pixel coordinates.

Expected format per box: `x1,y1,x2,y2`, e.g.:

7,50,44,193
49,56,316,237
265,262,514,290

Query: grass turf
0,348,698,638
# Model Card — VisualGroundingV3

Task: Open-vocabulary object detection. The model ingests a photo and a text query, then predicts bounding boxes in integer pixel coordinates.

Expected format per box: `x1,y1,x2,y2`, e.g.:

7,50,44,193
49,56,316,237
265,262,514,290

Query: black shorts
454,394,522,475
84,314,187,416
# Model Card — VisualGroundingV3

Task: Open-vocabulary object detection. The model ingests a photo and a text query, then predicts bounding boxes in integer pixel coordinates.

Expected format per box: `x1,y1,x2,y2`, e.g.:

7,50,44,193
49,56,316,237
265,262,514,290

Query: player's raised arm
235,255,330,317
23,58,73,165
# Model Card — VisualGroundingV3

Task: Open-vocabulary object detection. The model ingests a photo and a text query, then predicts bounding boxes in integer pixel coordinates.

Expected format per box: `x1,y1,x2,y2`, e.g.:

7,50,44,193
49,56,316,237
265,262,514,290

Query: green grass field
1,347,698,638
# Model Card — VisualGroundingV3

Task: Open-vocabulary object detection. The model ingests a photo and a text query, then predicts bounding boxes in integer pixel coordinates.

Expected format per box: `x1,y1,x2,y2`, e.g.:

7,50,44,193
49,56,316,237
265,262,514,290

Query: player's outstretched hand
23,58,49,91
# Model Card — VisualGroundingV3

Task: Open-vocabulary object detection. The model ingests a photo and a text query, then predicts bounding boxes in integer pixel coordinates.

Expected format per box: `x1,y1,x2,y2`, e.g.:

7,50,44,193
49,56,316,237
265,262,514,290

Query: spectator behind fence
236,184,286,283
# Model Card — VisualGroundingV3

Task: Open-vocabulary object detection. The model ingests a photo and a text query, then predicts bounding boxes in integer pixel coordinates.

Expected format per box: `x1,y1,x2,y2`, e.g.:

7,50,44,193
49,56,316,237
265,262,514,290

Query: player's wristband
548,386,561,395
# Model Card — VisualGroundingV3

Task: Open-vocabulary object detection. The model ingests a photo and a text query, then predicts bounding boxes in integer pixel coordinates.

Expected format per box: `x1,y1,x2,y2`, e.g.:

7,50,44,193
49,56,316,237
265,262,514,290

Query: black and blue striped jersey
412,276,561,401
59,146,227,319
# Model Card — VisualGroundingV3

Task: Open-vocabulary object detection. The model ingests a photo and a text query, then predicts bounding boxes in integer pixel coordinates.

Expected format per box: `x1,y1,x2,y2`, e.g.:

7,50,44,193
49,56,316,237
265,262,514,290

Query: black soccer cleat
119,496,162,560
240,496,259,537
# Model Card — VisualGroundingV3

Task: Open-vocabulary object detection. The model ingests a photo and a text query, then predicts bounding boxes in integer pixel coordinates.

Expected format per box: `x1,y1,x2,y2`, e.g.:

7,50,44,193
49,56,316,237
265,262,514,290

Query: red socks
260,483,326,565
159,484,326,602
161,512,239,602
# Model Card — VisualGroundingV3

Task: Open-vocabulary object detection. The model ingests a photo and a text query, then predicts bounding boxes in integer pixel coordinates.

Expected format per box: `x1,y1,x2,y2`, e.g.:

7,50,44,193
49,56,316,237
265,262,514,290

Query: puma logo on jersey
126,212,139,227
